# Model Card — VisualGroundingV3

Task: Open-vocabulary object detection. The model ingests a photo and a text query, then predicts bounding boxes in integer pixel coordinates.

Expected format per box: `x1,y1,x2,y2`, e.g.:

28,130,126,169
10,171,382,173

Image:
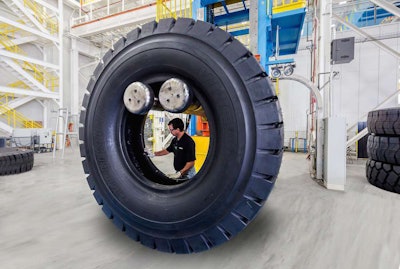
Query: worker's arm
180,161,195,176
154,149,169,156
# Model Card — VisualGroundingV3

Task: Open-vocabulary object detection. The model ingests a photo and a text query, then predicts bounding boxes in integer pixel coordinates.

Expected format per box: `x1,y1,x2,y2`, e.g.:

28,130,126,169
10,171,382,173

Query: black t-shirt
166,133,196,172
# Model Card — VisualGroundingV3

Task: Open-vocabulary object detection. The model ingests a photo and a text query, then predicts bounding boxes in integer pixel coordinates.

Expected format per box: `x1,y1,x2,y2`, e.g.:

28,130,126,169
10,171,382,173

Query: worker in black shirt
154,118,196,180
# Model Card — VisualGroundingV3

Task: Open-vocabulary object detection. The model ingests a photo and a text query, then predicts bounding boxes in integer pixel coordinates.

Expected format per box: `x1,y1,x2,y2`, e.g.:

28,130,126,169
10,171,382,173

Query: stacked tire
366,108,400,194
0,148,34,175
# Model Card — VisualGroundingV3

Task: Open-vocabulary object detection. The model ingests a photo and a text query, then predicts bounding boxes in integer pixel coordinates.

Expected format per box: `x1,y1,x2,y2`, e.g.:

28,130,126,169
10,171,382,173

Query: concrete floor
1,149,399,269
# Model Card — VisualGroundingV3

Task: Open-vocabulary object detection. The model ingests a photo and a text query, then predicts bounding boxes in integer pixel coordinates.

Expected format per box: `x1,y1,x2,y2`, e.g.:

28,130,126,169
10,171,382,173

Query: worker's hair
168,118,184,131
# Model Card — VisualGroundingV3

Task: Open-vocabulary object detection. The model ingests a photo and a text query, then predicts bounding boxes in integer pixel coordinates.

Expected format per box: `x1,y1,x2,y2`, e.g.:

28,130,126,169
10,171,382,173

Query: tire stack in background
0,148,34,175
366,108,400,194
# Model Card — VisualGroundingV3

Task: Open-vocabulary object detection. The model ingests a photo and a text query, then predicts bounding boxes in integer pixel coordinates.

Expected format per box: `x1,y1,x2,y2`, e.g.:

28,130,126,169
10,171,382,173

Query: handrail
156,0,192,21
23,0,58,34
273,0,307,13
0,30,59,91
0,93,15,104
0,101,42,128
8,81,29,89
0,94,42,128
72,0,156,26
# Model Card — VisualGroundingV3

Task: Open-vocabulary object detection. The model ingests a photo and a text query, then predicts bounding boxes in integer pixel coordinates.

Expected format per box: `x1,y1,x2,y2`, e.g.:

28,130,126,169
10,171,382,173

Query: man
154,118,196,180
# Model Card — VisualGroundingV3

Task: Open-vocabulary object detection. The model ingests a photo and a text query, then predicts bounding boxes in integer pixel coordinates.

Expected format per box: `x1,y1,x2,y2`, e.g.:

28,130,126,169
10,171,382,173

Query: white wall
279,80,310,148
281,22,400,145
277,35,312,147
78,55,97,107
330,23,400,130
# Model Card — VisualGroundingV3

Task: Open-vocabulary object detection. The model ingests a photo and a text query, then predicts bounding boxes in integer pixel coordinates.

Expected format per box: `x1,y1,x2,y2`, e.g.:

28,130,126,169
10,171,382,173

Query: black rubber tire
0,148,34,175
80,18,284,253
367,108,400,136
366,159,400,194
367,135,400,165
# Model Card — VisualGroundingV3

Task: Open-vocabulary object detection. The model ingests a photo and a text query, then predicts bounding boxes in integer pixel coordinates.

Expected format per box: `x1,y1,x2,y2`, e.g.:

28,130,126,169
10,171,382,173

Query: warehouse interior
0,0,400,268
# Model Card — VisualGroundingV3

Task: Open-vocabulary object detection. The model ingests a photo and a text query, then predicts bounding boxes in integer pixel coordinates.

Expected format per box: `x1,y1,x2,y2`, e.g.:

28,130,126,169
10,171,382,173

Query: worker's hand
143,148,154,158
168,171,181,179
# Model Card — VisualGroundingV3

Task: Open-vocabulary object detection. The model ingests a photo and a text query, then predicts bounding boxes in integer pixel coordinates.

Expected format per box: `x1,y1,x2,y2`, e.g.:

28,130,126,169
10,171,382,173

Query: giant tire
367,135,400,165
80,18,284,253
0,148,34,175
366,159,400,194
367,108,400,136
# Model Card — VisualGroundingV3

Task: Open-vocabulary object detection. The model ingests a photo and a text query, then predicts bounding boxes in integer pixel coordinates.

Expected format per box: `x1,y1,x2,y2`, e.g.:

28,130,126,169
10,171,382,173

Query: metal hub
123,82,154,115
159,78,192,113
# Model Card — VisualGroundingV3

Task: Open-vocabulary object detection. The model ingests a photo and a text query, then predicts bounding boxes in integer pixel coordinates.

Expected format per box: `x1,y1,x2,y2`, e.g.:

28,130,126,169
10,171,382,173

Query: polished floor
1,148,399,269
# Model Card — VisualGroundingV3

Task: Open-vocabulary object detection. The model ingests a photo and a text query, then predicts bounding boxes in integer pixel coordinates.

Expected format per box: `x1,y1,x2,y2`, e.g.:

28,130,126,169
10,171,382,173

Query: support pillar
71,37,80,115
319,0,346,190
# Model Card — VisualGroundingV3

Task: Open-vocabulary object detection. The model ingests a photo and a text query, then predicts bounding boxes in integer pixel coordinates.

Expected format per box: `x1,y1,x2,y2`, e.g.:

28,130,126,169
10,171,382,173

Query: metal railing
71,0,155,26
156,0,192,21
0,28,59,91
0,102,42,129
273,0,307,13
80,0,101,5
7,81,29,89
0,94,15,104
23,0,58,34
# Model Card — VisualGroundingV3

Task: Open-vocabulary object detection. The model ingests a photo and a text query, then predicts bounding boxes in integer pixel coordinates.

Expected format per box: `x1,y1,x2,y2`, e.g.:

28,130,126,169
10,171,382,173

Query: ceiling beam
63,0,80,9
0,49,59,70
0,36,38,49
369,0,400,19
7,96,36,109
35,0,59,14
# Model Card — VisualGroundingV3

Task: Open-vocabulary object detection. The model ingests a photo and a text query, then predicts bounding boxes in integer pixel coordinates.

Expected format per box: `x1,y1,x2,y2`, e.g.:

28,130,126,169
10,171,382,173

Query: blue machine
192,0,306,74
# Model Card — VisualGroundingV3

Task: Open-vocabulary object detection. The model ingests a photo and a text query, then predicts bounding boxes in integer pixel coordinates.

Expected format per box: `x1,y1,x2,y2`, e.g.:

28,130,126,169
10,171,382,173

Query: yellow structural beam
273,0,306,14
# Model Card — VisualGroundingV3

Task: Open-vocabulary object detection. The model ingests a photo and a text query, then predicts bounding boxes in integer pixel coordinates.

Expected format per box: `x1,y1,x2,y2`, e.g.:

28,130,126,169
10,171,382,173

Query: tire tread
80,18,283,254
367,108,400,136
366,159,400,194
367,135,400,165
0,148,34,176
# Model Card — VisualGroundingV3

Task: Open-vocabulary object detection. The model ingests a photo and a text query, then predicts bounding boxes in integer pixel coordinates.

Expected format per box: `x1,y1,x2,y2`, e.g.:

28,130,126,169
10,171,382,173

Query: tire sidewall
84,33,257,238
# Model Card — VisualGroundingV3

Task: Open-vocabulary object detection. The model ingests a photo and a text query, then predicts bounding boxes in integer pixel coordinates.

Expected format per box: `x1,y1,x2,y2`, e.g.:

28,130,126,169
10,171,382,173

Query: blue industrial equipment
271,7,306,56
353,2,400,27
262,0,306,72
192,0,306,74
188,115,197,136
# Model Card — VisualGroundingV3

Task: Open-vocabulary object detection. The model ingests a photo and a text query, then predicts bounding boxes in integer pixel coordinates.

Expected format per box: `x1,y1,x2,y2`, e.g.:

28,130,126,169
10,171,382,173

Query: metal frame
0,0,63,134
